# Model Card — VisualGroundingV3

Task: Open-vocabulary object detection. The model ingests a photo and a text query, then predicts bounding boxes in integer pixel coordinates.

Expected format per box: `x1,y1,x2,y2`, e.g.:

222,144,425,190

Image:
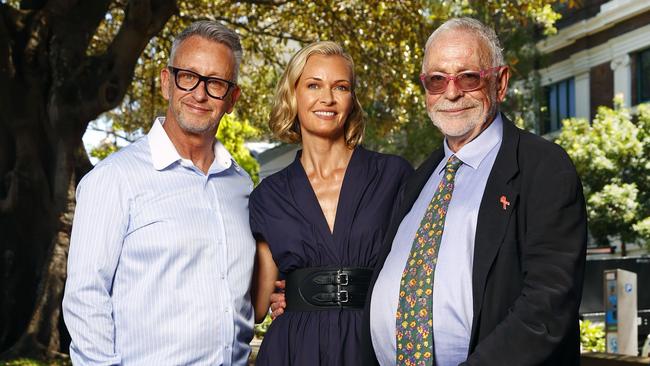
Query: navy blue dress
249,146,413,366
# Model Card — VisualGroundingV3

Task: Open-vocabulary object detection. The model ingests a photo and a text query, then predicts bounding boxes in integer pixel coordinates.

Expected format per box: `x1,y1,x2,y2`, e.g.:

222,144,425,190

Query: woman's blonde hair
268,41,365,147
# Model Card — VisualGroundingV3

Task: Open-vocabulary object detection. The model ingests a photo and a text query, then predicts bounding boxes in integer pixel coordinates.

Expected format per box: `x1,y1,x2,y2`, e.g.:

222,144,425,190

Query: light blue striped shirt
370,114,503,366
63,118,255,366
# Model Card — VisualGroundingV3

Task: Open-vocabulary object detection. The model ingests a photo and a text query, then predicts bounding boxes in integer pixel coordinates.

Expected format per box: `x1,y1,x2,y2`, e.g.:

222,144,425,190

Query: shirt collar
148,117,234,173
439,112,504,172
149,117,182,170
210,139,234,174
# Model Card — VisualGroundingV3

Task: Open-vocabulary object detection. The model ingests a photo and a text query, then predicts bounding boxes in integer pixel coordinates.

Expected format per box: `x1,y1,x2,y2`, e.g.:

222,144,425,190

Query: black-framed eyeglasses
419,66,505,94
167,66,237,100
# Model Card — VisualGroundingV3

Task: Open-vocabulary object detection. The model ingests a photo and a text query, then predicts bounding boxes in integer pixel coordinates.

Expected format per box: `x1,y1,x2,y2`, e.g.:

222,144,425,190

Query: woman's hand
269,280,286,319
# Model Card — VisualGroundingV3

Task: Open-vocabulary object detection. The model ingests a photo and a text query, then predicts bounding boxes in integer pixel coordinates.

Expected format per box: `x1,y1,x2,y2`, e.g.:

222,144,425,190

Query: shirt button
220,272,226,279
225,307,230,313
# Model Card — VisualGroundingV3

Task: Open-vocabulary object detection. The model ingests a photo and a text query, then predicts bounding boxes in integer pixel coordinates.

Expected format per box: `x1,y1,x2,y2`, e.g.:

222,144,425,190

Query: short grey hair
423,17,504,72
169,20,243,81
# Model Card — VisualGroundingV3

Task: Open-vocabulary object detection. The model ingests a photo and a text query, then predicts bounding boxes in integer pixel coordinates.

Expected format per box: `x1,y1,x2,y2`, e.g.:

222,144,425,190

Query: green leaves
217,115,261,184
557,100,650,249
587,181,639,243
253,312,272,339
89,0,565,166
579,320,605,353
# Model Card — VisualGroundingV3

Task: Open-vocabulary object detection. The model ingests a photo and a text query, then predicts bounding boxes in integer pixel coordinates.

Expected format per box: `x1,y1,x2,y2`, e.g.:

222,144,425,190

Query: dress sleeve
380,155,414,231
395,157,415,187
249,185,267,242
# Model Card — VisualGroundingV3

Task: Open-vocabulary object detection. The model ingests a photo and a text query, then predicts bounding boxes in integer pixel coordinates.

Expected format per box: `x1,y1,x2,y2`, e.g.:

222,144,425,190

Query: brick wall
590,62,614,119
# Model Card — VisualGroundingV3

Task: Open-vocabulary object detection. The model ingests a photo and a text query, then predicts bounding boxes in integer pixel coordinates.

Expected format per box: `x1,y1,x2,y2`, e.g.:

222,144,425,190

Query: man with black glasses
63,20,255,365
362,17,588,365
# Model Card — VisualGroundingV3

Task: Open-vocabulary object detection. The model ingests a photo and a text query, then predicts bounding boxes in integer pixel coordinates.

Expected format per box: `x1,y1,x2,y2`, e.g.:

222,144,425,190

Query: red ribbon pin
500,195,510,210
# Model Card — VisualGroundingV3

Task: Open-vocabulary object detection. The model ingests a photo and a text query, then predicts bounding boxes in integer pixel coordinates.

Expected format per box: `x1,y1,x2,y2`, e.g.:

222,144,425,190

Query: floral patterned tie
396,155,463,366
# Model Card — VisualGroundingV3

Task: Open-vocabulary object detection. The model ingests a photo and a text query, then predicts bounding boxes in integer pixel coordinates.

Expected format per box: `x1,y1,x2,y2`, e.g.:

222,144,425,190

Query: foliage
579,320,605,353
254,313,273,339
89,142,119,161
90,0,568,166
556,97,650,249
587,182,639,241
0,359,71,366
217,115,261,184
634,217,650,244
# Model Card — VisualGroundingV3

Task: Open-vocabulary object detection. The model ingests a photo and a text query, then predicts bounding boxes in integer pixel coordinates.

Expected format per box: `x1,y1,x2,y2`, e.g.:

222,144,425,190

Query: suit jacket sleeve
463,151,587,365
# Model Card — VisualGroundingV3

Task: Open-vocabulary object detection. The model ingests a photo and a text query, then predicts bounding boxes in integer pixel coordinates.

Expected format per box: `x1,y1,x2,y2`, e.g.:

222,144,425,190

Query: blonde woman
249,41,412,365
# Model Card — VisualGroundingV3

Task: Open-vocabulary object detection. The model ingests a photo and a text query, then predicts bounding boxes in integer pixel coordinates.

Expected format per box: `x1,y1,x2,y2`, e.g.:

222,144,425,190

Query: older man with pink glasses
361,17,587,366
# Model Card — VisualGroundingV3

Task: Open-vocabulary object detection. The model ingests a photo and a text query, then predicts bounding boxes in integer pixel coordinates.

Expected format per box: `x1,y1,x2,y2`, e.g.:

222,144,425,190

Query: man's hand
269,280,286,319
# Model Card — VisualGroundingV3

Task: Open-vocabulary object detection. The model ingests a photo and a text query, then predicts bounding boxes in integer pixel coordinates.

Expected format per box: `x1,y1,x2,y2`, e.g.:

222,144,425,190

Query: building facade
537,0,650,134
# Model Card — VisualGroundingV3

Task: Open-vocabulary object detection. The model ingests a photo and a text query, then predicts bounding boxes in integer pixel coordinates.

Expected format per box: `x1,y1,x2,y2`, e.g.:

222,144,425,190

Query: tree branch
0,6,15,82
74,143,93,184
1,3,30,31
43,0,112,72
44,0,108,20
0,3,33,76
19,0,47,11
62,0,176,132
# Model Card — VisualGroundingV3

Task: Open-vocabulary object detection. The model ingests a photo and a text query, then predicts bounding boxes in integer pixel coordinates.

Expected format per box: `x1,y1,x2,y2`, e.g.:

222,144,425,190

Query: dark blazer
361,116,587,365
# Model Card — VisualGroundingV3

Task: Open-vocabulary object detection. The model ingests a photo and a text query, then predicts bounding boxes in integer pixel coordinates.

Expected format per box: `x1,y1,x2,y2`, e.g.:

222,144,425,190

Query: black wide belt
285,267,373,311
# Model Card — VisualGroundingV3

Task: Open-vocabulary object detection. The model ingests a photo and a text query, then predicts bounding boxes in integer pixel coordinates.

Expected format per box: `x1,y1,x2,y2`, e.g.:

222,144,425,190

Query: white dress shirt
370,115,503,366
63,118,255,365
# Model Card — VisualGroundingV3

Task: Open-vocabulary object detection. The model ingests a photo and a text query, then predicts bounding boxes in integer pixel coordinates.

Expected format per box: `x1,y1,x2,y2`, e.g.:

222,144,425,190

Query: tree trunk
0,0,176,359
1,170,77,360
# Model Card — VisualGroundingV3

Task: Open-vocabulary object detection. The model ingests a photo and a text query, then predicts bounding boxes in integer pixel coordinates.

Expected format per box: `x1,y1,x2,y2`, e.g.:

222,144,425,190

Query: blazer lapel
469,117,521,345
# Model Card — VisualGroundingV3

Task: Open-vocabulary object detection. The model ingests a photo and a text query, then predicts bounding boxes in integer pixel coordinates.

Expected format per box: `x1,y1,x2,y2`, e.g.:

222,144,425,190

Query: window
542,78,575,134
638,48,650,103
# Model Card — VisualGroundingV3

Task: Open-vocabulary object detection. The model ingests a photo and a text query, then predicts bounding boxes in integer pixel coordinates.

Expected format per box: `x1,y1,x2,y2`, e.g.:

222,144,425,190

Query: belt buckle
337,290,349,304
336,270,349,286
336,269,349,305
